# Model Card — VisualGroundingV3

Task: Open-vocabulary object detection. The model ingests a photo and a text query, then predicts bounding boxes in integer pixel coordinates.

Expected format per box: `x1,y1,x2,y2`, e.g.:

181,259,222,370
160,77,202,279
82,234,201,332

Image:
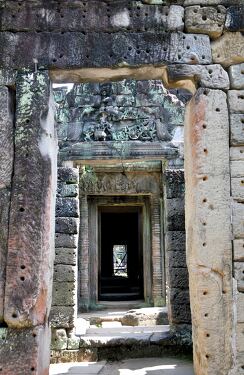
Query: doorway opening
99,206,143,301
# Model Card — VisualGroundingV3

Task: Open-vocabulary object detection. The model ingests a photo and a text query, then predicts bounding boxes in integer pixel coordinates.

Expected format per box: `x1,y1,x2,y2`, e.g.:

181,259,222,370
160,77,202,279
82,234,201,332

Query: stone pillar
0,85,14,321
0,71,57,374
79,194,90,310
51,167,79,332
164,169,191,325
184,88,232,375
150,195,163,305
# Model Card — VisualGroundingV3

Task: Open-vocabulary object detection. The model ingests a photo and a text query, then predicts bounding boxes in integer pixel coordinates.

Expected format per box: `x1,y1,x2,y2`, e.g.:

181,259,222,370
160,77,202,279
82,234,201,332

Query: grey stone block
169,288,190,306
0,69,16,86
230,114,244,145
225,6,244,32
164,169,185,199
58,168,79,184
165,231,186,252
232,202,244,239
56,198,79,218
0,32,212,69
234,262,244,292
228,90,244,114
167,268,189,289
51,329,68,350
52,282,76,306
54,248,77,266
55,217,79,234
55,233,78,248
57,182,78,198
53,265,76,282
165,198,185,231
229,63,244,90
169,303,191,324
167,251,187,268
50,306,76,329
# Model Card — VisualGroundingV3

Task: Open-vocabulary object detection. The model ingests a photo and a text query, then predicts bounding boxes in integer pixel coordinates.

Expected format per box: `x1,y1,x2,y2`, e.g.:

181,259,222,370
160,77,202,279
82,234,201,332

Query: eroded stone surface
233,239,244,261
51,329,68,351
0,32,212,69
229,63,244,90
230,114,244,145
212,32,244,67
52,282,76,306
4,71,57,328
233,202,244,239
0,325,50,375
54,248,77,266
121,307,168,326
50,306,76,329
228,90,244,114
185,6,226,39
184,89,232,375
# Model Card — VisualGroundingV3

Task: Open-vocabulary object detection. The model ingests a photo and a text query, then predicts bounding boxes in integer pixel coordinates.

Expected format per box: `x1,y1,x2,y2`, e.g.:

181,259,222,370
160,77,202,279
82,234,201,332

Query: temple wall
0,1,243,374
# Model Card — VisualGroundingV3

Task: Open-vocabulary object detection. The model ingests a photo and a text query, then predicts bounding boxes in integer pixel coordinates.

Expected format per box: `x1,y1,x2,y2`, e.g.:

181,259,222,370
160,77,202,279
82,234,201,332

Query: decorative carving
80,172,137,193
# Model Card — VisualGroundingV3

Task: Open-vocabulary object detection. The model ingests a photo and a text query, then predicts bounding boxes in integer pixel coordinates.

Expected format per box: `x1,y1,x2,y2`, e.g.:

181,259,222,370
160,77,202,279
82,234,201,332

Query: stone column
150,195,163,305
79,194,90,310
0,84,14,322
184,88,232,375
1,71,57,375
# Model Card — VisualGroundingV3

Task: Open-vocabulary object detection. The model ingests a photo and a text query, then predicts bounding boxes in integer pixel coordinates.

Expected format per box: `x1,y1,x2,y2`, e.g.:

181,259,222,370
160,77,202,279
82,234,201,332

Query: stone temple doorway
99,206,143,301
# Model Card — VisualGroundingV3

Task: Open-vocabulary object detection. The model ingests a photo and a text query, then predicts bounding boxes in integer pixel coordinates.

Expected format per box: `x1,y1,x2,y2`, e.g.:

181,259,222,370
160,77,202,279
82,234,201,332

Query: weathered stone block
50,348,98,364
165,231,186,252
53,265,76,283
55,217,79,234
0,32,212,69
167,267,189,289
225,6,244,32
185,6,226,39
229,63,244,90
232,178,244,202
0,69,16,86
234,263,244,292
164,169,185,199
167,251,186,268
55,233,78,248
167,64,230,91
212,32,244,67
54,248,77,266
57,182,78,198
0,86,14,189
236,323,244,353
231,161,244,180
230,114,244,146
50,306,76,329
237,292,244,323
228,90,244,114
0,189,11,321
0,325,50,374
56,198,79,218
230,146,244,162
234,239,244,262
52,282,76,306
58,167,79,184
67,334,80,350
233,202,244,239
168,303,191,324
169,288,190,306
4,72,57,328
165,198,185,231
51,329,67,351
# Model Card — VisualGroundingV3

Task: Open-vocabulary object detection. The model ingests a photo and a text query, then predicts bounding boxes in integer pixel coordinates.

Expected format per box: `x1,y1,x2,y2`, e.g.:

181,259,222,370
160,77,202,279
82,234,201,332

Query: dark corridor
99,207,143,301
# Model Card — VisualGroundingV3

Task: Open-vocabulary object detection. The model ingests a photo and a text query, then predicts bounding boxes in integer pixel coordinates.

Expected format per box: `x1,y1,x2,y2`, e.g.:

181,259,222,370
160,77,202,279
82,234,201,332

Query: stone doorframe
77,161,165,309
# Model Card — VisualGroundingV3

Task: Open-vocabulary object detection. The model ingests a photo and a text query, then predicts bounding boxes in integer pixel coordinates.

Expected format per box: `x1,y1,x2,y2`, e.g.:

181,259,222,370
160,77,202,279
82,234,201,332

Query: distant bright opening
113,245,128,278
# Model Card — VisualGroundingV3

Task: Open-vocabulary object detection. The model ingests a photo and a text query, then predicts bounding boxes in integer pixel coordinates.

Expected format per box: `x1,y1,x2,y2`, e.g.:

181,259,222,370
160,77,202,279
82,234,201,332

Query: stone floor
50,357,194,375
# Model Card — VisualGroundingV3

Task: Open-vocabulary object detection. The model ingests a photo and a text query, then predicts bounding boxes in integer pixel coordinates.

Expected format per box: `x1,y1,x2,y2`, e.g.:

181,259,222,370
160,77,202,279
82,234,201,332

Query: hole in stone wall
19,207,25,212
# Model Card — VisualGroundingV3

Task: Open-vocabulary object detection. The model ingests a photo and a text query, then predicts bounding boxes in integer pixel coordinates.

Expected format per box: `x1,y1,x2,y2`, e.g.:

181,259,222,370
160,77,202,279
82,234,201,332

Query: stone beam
0,32,212,69
184,89,232,375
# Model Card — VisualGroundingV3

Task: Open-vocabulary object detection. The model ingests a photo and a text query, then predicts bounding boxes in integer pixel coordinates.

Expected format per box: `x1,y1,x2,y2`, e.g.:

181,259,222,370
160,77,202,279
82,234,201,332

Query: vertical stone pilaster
151,195,163,305
185,89,232,375
79,194,90,310
0,86,14,321
1,71,57,375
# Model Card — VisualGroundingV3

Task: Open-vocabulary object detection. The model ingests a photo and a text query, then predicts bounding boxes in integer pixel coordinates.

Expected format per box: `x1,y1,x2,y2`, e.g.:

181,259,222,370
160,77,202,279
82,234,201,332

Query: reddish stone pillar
0,71,57,374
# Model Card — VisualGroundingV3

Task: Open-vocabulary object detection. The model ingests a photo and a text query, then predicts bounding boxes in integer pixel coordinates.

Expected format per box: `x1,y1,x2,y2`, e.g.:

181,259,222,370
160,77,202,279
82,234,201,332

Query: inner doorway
99,206,143,301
